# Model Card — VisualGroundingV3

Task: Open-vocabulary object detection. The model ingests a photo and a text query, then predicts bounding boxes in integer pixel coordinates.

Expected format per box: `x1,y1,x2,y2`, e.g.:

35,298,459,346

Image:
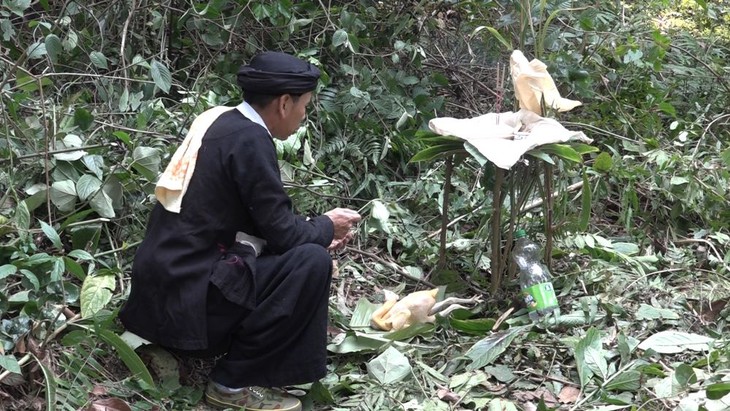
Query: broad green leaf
76,174,102,201
706,382,730,400
575,327,604,387
27,41,47,59
449,317,496,335
97,329,155,387
638,331,714,354
670,176,689,185
571,143,600,155
466,326,527,370
463,142,489,166
350,298,379,328
484,365,517,383
63,257,85,281
6,0,32,15
20,269,39,290
39,220,63,249
327,331,389,354
384,322,434,341
658,102,677,117
636,304,680,320
539,143,583,163
31,353,56,409
89,51,108,69
50,180,77,212
80,274,116,318
0,264,18,280
0,355,21,374
604,370,641,392
332,29,349,47
14,200,31,233
44,34,62,62
50,257,64,282
67,249,95,261
62,29,78,51
132,146,161,180
150,60,172,93
367,346,411,385
410,143,465,163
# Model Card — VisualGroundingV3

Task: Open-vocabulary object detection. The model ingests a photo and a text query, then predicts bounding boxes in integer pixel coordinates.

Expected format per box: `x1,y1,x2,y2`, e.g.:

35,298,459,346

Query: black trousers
178,243,333,388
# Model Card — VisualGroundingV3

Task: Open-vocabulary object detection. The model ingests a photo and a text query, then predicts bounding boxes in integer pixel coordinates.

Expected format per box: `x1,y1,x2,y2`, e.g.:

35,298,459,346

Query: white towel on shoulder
155,106,233,213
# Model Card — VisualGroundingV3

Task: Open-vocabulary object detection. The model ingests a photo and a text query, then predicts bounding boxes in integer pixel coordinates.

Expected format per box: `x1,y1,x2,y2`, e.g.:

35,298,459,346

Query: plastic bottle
512,229,560,324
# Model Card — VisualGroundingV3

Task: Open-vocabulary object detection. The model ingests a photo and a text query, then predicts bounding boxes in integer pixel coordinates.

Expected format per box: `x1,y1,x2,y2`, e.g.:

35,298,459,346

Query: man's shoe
205,382,302,411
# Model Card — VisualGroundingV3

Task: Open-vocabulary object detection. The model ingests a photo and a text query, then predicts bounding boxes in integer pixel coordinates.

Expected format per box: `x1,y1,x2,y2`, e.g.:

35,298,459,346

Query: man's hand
324,208,361,250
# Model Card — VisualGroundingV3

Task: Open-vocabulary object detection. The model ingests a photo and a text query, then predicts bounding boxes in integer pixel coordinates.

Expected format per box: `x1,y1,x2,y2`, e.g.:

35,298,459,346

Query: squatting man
120,51,361,411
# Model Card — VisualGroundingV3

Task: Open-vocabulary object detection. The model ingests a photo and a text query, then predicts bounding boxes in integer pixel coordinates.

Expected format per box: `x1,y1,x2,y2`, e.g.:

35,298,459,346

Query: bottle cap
514,229,526,239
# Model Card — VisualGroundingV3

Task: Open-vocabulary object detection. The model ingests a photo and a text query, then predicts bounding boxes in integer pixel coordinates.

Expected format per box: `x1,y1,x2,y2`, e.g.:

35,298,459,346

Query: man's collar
235,101,271,136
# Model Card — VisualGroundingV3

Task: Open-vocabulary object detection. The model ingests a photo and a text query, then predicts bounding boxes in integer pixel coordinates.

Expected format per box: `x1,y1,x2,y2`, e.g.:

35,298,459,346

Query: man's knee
293,243,333,277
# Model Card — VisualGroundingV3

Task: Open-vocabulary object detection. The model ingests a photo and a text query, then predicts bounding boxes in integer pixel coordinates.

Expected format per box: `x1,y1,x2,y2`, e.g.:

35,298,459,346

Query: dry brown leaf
83,397,132,411
558,386,580,403
436,387,461,403
91,385,108,396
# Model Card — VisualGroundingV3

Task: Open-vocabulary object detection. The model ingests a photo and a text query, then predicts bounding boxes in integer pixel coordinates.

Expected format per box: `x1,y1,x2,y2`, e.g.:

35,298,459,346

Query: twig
345,246,436,288
120,0,138,90
438,157,454,268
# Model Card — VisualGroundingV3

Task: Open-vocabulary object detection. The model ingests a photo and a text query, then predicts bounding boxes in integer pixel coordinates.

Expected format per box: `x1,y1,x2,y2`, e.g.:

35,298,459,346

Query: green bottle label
523,282,558,311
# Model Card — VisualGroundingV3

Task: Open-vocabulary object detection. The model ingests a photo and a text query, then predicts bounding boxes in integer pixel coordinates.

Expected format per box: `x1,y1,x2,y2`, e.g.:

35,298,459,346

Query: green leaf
579,171,591,231
635,304,680,321
150,60,172,93
89,51,108,69
0,355,21,374
76,174,102,201
15,200,31,234
575,327,605,387
466,326,527,370
132,146,161,180
410,143,465,163
31,353,56,409
327,332,389,354
721,147,730,167
367,346,411,385
20,269,40,290
39,220,63,249
96,329,155,387
463,142,489,166
658,102,676,117
74,107,94,131
6,0,32,16
349,298,379,328
384,322,434,341
0,264,18,280
449,317,497,335
604,370,641,392
593,152,613,172
706,382,730,400
50,180,77,212
638,331,714,354
471,25,512,50
63,257,85,281
44,34,62,62
370,200,391,234
332,29,349,47
80,274,116,318
538,143,583,163
27,41,47,59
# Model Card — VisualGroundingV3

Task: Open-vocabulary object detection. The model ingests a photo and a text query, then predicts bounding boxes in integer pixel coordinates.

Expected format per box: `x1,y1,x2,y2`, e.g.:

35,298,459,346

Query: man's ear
276,94,293,117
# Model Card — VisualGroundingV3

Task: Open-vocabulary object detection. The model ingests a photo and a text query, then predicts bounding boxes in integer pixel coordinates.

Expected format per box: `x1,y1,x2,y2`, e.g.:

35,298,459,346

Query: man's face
273,92,313,140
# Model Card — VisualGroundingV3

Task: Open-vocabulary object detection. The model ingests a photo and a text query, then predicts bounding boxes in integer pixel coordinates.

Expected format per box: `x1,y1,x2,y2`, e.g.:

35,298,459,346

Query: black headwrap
237,51,321,95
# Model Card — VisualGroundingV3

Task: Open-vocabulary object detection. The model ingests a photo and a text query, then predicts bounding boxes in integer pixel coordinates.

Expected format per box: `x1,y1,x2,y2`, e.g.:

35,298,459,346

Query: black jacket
119,109,334,350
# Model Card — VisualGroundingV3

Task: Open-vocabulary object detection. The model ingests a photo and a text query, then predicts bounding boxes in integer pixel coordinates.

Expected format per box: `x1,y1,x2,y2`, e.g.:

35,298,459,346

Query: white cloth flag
428,50,590,170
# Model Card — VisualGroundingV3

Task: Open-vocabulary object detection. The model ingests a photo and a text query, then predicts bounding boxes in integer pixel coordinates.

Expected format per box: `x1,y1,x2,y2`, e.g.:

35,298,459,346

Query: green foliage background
1,0,729,409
